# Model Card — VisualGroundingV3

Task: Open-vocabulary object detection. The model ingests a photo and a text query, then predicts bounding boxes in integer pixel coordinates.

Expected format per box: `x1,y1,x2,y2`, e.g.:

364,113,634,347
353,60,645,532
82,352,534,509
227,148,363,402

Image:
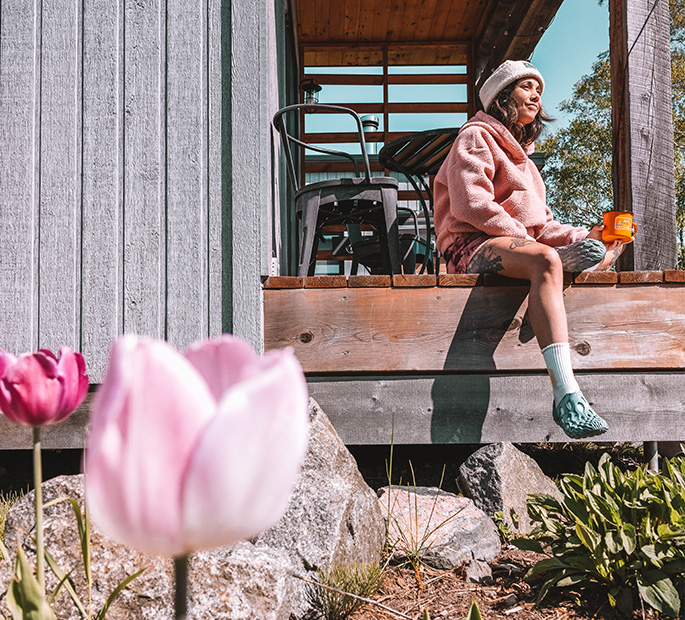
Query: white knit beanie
479,60,545,111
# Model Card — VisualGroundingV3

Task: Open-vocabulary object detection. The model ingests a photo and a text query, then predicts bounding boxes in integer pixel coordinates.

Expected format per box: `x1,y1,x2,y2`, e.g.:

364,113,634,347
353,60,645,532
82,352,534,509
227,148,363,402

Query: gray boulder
0,398,385,620
458,442,561,535
377,485,500,570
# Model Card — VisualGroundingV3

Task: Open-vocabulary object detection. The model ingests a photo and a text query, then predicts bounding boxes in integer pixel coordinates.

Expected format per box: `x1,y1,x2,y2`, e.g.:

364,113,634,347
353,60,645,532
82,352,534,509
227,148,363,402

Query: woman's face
511,78,542,126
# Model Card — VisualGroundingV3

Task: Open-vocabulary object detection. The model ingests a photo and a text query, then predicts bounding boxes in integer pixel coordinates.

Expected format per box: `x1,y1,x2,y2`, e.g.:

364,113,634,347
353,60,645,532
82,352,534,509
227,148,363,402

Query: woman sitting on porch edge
434,59,629,440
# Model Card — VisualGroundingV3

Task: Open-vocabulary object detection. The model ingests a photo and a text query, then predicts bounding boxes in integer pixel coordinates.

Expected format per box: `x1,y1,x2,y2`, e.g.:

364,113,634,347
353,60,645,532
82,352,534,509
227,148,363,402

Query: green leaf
636,571,681,617
556,573,586,587
619,523,636,555
526,557,569,579
94,567,146,620
562,496,590,526
7,547,57,620
510,538,545,554
604,530,622,554
462,601,482,620
575,522,600,552
65,498,92,589
43,546,88,617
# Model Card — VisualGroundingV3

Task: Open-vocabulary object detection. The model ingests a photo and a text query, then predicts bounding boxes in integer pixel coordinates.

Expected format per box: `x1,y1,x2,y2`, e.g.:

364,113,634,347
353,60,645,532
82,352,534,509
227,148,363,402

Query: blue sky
531,0,610,127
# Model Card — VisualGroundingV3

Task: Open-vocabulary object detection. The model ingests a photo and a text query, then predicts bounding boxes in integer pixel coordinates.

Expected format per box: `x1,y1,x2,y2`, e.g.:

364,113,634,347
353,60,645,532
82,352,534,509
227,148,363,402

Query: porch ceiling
294,0,564,73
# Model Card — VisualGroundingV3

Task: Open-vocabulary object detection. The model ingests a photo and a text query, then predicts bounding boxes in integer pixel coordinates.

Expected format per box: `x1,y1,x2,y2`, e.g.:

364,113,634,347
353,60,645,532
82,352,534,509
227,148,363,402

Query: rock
464,559,493,584
377,485,500,570
0,398,385,620
256,398,385,570
255,398,386,616
458,442,561,535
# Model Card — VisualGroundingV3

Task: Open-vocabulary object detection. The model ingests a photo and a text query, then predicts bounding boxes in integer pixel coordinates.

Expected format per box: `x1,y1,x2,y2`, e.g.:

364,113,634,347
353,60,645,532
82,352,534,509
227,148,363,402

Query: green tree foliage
538,0,685,265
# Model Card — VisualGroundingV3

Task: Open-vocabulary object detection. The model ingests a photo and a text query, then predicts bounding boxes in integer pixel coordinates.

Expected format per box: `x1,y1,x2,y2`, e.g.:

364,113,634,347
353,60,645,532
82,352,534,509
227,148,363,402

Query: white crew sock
541,343,580,406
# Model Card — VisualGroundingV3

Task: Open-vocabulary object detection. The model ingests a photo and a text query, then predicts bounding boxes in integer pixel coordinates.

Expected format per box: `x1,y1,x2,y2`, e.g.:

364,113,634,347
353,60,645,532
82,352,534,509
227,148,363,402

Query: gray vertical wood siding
0,0,278,380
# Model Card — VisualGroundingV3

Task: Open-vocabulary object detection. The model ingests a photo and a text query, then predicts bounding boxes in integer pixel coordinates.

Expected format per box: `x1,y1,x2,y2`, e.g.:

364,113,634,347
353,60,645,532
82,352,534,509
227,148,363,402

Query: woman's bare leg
467,236,608,438
466,237,566,348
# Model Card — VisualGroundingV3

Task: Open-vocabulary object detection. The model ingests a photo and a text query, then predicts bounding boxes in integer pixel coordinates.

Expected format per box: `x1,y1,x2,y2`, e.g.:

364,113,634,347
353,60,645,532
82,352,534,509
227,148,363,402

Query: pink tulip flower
0,347,88,427
85,334,309,557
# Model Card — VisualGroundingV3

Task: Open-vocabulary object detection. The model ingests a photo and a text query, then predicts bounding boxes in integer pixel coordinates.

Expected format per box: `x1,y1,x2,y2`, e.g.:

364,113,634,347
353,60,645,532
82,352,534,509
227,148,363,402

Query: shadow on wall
430,282,533,443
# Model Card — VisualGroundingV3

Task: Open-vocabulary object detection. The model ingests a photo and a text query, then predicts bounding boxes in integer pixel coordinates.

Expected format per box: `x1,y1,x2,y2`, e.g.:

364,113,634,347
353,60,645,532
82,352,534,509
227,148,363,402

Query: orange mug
602,211,637,242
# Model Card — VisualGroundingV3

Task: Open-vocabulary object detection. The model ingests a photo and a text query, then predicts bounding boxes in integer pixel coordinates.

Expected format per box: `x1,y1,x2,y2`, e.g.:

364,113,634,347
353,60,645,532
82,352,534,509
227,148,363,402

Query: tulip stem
32,426,45,590
174,555,188,620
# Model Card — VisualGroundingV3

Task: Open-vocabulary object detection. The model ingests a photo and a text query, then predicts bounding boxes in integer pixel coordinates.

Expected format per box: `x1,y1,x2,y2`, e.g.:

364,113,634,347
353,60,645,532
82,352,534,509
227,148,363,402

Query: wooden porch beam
610,0,677,270
475,0,564,85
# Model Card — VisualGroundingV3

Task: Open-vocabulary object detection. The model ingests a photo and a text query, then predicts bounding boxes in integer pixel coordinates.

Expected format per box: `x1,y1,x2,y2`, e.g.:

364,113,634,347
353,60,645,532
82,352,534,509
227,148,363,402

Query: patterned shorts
442,232,492,274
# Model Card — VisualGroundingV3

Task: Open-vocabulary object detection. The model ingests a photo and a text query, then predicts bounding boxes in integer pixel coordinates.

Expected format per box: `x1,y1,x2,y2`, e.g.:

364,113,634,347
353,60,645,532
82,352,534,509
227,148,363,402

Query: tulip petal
181,348,309,553
183,335,260,402
0,349,17,377
85,335,216,557
55,347,88,419
0,353,62,426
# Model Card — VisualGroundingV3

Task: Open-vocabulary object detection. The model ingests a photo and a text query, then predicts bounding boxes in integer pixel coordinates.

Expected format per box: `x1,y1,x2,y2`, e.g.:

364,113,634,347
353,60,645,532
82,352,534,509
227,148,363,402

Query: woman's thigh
466,237,559,280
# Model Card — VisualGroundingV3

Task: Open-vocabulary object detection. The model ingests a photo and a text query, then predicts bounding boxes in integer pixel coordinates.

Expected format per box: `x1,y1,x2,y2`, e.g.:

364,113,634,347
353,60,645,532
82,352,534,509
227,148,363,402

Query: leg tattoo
508,238,535,250
466,244,504,274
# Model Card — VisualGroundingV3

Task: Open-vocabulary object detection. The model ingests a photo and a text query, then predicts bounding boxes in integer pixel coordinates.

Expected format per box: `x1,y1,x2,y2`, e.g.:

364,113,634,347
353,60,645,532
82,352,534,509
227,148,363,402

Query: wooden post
609,0,676,270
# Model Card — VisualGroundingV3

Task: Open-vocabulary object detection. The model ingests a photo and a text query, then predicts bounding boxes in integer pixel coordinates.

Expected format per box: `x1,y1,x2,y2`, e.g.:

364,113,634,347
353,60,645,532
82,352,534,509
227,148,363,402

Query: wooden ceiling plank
384,0,407,43
315,0,331,40
367,0,392,41
328,0,346,44
397,0,424,42
344,0,363,40
298,0,317,41
356,0,379,42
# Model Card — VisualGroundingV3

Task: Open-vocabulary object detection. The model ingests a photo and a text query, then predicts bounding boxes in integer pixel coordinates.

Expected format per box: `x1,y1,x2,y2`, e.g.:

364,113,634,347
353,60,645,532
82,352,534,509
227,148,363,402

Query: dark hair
486,81,552,147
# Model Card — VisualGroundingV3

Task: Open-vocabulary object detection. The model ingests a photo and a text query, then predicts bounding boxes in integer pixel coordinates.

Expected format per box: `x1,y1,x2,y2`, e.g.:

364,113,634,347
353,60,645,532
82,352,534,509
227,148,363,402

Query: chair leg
380,186,402,275
297,192,321,277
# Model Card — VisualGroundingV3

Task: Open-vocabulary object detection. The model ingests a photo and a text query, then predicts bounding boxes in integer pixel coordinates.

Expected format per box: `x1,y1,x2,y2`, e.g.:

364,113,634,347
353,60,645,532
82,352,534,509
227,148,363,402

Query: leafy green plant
513,453,685,617
306,562,383,620
492,510,519,544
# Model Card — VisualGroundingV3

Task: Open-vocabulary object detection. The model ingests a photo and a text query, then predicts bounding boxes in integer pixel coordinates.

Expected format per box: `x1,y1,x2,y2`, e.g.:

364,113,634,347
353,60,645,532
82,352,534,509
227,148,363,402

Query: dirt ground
346,442,673,620
347,546,666,620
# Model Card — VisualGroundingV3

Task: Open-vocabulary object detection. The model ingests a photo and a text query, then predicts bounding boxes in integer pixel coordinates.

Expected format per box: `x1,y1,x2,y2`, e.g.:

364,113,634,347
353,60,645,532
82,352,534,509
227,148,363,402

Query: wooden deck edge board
262,271,685,289
308,373,685,444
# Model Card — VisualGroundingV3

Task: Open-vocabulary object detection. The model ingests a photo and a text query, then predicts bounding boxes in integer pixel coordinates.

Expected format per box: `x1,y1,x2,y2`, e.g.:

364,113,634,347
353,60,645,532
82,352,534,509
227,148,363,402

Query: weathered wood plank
0,393,94,450
37,0,82,351
207,0,223,338
0,0,39,354
304,275,347,288
165,0,208,349
609,0,677,270
81,0,124,381
392,274,437,287
123,0,165,337
307,373,685,444
264,284,685,372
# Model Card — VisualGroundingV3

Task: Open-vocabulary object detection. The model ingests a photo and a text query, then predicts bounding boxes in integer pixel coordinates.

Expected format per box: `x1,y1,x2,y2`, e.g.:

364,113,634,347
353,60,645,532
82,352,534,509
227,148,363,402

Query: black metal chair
272,103,402,277
379,127,461,274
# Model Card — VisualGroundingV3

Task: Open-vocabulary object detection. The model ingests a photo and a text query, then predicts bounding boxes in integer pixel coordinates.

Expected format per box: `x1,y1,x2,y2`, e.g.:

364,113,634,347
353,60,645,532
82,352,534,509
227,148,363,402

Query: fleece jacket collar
461,111,535,160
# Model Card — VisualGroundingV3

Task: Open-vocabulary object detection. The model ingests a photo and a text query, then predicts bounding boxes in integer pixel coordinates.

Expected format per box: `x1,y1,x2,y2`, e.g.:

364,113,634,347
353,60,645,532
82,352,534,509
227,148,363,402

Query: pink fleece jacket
434,111,587,254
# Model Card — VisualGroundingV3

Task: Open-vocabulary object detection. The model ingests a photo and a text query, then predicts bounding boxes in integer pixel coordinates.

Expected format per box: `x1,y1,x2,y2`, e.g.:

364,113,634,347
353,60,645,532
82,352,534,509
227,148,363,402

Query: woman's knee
527,245,563,280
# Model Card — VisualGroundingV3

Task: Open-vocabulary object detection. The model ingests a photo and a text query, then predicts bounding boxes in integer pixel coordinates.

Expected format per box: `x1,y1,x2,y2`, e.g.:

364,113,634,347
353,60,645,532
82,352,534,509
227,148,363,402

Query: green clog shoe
553,391,609,439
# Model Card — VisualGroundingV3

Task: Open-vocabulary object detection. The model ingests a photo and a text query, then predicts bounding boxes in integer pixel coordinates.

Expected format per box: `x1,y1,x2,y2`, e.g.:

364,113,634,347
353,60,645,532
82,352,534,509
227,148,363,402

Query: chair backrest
272,104,373,191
